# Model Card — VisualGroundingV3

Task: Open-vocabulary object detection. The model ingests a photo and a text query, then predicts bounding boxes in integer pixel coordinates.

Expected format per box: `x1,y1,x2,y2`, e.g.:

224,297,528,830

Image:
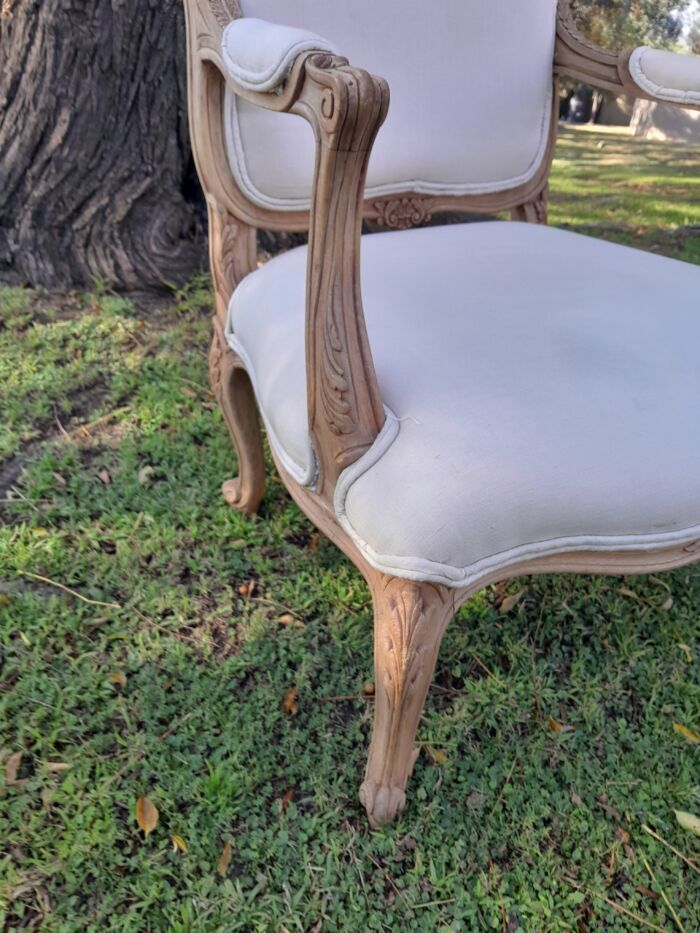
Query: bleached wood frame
184,0,700,827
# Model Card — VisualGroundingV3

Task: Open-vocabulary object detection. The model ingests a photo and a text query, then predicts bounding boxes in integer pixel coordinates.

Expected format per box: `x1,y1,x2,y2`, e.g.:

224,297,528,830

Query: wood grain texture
292,55,389,495
361,576,455,827
208,319,266,514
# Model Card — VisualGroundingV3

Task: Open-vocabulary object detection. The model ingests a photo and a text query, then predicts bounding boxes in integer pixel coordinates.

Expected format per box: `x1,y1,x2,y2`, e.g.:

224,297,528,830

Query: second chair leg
208,320,266,515
360,574,455,827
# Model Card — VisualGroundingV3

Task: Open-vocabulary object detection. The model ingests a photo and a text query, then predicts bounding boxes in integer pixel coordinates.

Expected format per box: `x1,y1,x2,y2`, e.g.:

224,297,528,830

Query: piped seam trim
224,321,316,488
224,85,555,212
334,411,700,588
629,47,700,106
222,23,336,92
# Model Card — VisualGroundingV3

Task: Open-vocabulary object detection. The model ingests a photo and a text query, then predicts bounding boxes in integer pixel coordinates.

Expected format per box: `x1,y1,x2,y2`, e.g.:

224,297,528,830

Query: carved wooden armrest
189,8,389,500
555,0,700,112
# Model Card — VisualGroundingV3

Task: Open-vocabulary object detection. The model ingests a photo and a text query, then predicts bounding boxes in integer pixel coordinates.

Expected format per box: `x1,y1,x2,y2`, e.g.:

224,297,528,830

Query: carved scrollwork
208,0,240,28
557,0,598,53
373,197,433,230
360,576,453,827
295,59,389,492
377,577,447,703
207,199,256,323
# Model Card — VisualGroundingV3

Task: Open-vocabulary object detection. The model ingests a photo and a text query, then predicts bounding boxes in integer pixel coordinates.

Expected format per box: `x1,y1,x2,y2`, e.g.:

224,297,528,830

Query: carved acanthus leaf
373,197,433,230
208,0,240,28
378,578,448,705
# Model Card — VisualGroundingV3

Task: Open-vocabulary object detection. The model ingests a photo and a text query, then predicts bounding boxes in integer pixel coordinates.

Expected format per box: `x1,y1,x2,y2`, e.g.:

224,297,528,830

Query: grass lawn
1,126,700,931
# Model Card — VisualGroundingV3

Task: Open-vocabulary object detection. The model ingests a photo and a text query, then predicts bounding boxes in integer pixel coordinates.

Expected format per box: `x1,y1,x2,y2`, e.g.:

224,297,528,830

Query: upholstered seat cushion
227,222,700,587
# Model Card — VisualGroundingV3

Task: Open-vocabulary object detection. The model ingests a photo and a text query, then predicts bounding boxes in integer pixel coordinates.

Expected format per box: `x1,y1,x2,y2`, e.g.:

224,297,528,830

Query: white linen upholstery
221,18,336,93
227,221,700,587
224,0,557,210
630,48,700,107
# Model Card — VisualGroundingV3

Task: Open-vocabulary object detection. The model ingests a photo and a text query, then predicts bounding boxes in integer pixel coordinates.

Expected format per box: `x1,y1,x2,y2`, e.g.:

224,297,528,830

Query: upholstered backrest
225,0,558,211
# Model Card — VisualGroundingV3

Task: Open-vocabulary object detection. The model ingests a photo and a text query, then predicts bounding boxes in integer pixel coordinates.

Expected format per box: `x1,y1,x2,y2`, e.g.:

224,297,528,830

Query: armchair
184,0,700,827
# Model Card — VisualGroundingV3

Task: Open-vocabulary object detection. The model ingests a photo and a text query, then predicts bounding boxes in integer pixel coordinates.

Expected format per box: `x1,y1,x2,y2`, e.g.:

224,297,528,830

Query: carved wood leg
511,187,548,224
208,318,265,514
360,575,455,827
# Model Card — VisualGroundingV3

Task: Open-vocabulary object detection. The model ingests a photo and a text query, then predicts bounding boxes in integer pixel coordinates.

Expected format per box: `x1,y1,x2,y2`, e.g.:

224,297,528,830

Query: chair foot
209,320,266,515
361,575,454,827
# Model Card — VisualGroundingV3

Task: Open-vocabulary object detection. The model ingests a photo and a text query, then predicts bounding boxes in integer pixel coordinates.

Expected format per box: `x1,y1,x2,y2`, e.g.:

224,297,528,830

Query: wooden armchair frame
184,0,700,826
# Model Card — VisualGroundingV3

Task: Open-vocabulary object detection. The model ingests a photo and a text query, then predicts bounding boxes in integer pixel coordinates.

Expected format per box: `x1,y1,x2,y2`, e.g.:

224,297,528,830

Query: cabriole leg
360,575,455,827
208,319,265,514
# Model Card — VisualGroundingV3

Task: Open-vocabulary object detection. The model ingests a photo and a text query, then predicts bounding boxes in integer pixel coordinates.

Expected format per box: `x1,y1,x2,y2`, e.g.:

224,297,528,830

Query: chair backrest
225,0,559,214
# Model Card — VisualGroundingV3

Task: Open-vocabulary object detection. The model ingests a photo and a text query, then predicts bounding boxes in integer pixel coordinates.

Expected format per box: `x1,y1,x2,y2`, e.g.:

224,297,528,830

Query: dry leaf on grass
217,841,232,877
499,591,524,614
547,716,574,734
137,465,155,486
362,681,375,696
424,745,447,765
678,643,693,663
277,612,305,629
109,672,127,687
280,789,294,813
97,468,112,485
135,796,159,836
45,762,71,773
282,687,298,717
5,751,23,786
675,810,700,837
672,722,700,745
172,834,187,853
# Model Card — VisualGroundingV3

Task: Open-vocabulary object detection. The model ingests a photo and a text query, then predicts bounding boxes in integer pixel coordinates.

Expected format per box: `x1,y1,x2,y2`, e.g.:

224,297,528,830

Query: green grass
1,127,700,931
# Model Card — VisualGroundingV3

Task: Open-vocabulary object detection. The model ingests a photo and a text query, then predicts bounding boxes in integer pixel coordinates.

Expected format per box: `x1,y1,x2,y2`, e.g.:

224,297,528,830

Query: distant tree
689,23,700,54
571,0,692,50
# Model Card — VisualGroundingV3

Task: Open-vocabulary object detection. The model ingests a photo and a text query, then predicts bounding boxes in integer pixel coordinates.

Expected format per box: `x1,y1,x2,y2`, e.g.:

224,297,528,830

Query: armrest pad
629,47,700,106
221,17,337,93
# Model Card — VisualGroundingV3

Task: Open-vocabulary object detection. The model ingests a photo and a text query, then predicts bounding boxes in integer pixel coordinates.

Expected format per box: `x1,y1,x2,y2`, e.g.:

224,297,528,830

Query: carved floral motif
373,197,433,230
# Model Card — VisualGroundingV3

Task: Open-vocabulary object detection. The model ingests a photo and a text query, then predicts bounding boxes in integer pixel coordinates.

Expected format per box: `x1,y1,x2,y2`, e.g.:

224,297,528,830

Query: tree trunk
0,0,206,290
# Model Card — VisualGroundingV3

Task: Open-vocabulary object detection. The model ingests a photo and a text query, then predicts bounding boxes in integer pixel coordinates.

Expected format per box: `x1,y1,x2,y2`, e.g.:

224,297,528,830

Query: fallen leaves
135,796,159,836
45,762,70,773
499,590,524,614
547,716,574,734
97,468,112,485
280,788,294,813
217,841,232,877
424,745,447,765
171,834,187,853
675,810,700,838
137,464,155,486
109,671,127,688
282,686,298,717
5,751,23,786
277,612,305,630
672,722,700,745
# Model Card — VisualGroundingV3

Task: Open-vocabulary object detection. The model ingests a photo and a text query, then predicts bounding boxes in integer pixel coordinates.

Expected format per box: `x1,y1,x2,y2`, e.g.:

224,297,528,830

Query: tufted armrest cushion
221,17,337,93
629,47,700,107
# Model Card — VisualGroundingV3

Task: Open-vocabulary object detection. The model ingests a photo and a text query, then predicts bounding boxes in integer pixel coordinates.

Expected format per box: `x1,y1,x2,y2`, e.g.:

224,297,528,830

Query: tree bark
0,0,206,290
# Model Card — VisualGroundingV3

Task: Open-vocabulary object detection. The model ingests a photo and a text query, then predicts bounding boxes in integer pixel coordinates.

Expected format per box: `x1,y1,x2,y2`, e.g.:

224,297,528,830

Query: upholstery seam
629,47,700,106
224,309,316,487
222,22,336,92
334,412,700,588
224,83,556,211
